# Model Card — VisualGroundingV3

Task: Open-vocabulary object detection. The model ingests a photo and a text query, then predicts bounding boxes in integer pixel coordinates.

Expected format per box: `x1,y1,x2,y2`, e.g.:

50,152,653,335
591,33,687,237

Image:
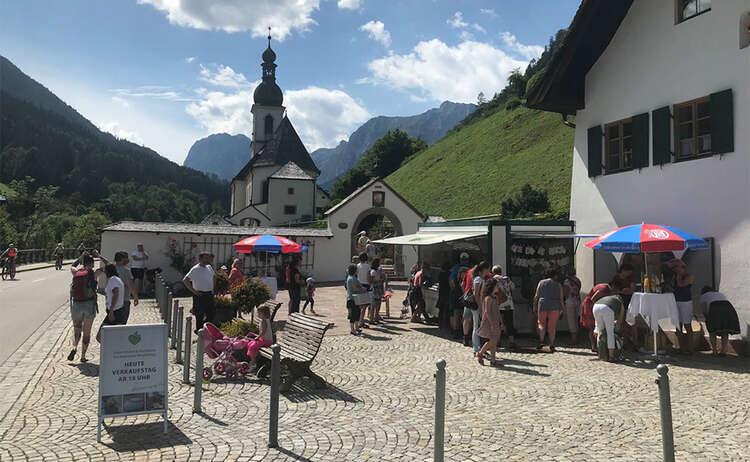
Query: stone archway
351,207,404,274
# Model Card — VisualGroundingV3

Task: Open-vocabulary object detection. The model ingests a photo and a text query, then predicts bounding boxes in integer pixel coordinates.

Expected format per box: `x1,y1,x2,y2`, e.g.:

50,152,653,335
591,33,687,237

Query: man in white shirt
96,264,126,343
183,252,215,332
130,243,149,295
356,253,371,328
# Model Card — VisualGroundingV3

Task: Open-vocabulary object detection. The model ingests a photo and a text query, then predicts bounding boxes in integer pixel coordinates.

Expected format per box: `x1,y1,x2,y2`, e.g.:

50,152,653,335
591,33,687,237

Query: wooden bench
251,299,282,322
257,313,333,391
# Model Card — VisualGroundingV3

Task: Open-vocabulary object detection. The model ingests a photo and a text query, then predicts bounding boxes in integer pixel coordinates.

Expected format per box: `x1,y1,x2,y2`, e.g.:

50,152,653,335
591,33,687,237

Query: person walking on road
53,243,65,270
183,252,215,333
130,243,149,296
67,252,104,363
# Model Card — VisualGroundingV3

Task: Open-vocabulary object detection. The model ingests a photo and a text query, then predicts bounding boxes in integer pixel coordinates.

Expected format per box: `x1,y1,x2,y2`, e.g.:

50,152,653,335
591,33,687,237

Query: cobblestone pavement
0,287,748,461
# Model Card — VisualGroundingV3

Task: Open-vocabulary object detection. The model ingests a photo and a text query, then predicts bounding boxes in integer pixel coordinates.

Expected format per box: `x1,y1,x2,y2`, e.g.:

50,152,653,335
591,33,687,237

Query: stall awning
374,230,487,246
510,232,600,239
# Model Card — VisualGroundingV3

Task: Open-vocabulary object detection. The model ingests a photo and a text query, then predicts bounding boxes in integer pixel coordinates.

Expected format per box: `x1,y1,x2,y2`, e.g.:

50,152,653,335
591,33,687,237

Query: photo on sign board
123,393,146,413
146,392,165,410
102,395,123,415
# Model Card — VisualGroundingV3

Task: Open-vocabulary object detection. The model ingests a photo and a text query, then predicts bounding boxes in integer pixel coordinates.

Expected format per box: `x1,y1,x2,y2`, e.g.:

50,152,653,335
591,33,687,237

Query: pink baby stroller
202,323,252,379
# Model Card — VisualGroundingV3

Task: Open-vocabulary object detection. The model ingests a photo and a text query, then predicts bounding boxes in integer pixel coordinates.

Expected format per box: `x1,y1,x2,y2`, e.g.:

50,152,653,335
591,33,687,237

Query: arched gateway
325,179,424,277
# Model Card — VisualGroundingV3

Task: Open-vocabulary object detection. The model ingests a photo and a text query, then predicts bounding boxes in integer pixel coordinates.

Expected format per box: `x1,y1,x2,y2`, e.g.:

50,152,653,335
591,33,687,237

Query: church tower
251,31,285,154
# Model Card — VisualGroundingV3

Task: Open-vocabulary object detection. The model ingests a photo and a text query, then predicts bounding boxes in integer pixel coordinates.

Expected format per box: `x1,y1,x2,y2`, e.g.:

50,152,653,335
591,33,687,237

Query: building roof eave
526,0,633,113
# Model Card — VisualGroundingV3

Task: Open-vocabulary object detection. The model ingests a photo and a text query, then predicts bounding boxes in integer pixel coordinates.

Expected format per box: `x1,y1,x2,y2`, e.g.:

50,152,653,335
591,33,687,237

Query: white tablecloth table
627,292,680,356
255,276,278,299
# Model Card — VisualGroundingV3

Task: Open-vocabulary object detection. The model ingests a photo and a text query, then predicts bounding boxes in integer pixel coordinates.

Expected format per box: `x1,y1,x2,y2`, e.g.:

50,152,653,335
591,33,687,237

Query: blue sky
1,0,579,163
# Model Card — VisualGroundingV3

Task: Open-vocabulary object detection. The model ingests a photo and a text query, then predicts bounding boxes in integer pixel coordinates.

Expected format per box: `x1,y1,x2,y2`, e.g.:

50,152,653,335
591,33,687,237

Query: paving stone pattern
0,287,748,461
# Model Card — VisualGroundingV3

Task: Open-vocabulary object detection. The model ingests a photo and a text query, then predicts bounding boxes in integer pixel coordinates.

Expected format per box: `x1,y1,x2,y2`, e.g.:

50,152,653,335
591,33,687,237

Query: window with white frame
677,0,711,23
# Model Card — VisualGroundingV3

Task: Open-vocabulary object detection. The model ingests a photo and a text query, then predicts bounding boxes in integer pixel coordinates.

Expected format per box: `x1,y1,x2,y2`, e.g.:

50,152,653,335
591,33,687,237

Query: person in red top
581,280,623,352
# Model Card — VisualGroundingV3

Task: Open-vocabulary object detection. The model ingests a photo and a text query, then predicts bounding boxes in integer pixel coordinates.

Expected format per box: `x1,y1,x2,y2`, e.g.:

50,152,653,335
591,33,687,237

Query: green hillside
386,105,574,219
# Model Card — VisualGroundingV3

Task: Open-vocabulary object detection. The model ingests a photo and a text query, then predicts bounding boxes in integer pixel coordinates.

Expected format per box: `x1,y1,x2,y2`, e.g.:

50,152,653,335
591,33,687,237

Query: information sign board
97,323,168,442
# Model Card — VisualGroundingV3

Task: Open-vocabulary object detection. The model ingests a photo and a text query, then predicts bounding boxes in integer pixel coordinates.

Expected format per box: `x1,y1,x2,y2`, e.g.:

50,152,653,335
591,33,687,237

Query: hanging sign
97,323,168,442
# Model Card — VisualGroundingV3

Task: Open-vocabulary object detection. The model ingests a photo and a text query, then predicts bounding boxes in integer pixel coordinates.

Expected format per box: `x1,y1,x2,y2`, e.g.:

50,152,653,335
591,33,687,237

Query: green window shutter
587,125,602,177
710,89,733,154
652,106,671,165
632,112,650,169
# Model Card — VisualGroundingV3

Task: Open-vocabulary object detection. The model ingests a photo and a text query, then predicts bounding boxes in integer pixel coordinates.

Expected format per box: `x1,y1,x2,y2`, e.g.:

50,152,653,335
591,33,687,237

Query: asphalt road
0,265,73,364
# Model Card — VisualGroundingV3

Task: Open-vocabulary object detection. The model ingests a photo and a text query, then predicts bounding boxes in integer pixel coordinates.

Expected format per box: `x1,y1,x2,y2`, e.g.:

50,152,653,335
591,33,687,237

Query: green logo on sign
128,331,141,345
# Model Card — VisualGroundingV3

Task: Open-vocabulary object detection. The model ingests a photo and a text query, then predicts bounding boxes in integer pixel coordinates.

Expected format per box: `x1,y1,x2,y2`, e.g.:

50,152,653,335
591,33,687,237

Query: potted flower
230,278,272,316
213,295,236,326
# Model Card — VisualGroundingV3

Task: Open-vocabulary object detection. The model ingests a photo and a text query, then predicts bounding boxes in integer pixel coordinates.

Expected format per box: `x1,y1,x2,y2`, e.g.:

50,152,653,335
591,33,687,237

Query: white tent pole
645,253,658,358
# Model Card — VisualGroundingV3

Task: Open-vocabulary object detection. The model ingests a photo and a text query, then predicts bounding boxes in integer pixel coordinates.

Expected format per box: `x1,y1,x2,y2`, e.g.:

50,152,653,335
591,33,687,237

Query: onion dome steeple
254,28,283,107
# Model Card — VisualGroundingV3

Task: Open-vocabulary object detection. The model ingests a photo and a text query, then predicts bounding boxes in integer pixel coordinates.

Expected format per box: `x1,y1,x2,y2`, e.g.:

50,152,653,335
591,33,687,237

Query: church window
284,205,297,215
288,187,295,195
264,115,274,135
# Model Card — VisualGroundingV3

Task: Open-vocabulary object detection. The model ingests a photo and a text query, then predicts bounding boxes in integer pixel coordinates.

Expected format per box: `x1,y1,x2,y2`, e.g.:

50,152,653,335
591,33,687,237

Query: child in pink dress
246,305,274,368
477,278,503,367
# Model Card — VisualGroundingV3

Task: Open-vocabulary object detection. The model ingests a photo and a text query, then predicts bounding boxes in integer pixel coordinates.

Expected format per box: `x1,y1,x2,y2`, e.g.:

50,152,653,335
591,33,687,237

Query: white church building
227,37,325,227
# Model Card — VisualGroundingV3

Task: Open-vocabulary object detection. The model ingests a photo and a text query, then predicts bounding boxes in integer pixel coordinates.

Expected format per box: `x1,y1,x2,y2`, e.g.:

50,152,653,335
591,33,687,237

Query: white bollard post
268,344,281,448
434,359,446,462
193,329,204,414
176,305,184,364
183,317,192,384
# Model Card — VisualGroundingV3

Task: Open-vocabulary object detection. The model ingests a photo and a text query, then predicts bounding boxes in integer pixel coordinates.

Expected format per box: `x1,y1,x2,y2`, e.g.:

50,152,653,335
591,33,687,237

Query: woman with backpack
67,251,105,363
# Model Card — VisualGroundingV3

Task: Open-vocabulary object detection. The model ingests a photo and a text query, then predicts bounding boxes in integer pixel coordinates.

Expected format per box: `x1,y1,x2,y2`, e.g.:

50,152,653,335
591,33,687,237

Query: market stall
375,219,593,333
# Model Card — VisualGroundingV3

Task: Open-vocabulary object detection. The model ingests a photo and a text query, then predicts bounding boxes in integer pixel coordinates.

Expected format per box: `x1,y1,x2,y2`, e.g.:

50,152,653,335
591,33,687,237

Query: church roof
250,116,320,174
270,162,316,180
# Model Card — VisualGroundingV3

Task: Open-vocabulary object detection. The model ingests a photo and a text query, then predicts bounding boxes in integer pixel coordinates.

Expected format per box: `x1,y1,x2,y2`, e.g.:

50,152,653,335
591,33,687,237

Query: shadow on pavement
275,447,313,462
102,421,192,451
284,380,362,404
73,362,100,377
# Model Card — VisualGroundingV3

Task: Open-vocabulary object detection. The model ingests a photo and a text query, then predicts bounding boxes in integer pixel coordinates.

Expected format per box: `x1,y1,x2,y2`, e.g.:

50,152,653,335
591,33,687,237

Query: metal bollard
268,344,281,448
176,305,184,364
655,364,675,462
171,300,179,348
434,359,447,462
193,329,204,414
166,291,173,335
183,317,193,384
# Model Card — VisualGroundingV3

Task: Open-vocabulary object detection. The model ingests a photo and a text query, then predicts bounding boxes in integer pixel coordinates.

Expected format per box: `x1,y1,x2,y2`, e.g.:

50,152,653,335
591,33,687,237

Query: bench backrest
251,300,282,328
279,313,333,362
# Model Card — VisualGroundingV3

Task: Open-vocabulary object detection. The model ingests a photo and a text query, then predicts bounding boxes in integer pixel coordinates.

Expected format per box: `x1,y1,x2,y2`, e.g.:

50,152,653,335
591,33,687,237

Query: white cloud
285,87,371,150
447,11,469,29
186,56,196,63
138,0,320,40
338,0,362,10
362,39,529,103
186,88,256,136
111,85,195,102
99,121,144,145
359,20,391,48
186,69,370,150
500,32,544,60
459,30,475,41
111,96,130,108
447,11,485,37
199,64,253,89
479,8,497,17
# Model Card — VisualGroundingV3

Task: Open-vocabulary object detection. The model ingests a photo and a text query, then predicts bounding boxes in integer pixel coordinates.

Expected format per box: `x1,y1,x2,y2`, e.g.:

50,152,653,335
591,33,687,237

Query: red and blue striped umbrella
233,235,307,254
585,224,708,253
